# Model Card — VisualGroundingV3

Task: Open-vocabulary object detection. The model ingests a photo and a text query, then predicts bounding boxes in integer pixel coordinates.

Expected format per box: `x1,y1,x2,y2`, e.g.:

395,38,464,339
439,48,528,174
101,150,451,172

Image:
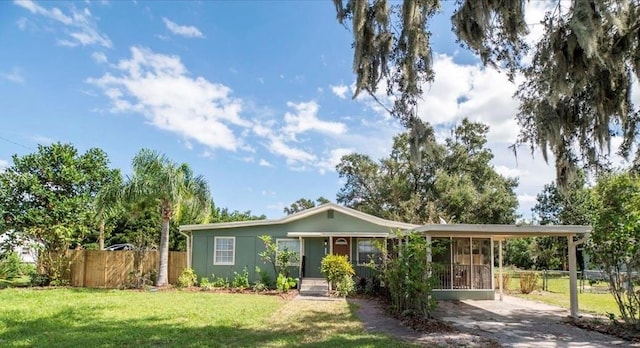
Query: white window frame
356,238,382,266
276,238,301,266
213,236,235,265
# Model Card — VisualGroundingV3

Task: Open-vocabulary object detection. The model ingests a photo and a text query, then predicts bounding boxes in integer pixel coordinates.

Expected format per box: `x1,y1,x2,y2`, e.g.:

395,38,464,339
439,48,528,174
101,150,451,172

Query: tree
590,171,640,326
0,143,118,283
525,174,594,269
210,203,266,222
332,0,640,188
283,197,330,215
105,149,211,286
336,119,518,224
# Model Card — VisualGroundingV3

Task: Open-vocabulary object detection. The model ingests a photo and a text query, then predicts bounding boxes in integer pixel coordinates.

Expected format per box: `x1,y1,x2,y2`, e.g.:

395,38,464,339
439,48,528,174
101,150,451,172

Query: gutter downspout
179,231,192,269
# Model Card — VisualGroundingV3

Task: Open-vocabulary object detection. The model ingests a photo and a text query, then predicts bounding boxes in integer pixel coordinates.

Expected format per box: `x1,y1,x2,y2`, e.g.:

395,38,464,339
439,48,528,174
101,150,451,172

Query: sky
1,1,636,220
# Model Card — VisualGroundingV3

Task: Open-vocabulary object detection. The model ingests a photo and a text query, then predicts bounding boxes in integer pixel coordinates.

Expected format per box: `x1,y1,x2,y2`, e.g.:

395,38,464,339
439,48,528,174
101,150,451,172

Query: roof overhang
287,232,389,238
401,224,591,239
180,202,418,232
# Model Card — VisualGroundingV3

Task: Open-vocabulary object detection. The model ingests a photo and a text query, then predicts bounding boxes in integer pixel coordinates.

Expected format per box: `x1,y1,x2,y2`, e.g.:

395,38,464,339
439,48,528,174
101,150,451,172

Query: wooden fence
67,250,187,288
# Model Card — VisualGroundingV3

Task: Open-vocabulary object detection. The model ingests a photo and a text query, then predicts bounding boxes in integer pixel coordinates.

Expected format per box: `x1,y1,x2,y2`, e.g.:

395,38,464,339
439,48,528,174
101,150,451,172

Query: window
357,239,382,265
276,238,301,266
214,237,235,265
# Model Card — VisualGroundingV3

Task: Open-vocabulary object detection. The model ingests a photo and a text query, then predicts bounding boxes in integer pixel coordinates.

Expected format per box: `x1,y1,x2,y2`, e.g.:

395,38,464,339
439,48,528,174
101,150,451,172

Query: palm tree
118,149,210,286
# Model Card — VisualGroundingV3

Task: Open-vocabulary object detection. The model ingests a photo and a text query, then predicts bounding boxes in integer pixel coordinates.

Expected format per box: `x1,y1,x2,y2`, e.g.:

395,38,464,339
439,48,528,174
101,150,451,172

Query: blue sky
2,1,627,220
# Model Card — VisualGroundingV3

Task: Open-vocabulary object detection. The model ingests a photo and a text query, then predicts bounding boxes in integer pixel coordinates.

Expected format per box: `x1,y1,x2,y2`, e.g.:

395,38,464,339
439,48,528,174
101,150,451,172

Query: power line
0,135,34,151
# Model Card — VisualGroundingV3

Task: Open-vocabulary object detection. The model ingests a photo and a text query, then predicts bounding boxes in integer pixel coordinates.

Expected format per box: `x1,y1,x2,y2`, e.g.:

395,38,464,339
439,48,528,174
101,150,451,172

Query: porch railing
432,264,492,290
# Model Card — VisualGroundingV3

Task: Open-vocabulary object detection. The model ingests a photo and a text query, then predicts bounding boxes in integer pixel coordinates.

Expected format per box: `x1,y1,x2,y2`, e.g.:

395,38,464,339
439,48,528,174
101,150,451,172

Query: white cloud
14,0,112,48
259,159,273,167
317,148,353,175
0,159,9,172
91,51,107,64
88,46,248,151
2,67,25,84
330,84,349,99
162,17,203,38
267,137,316,164
282,101,347,141
494,165,520,178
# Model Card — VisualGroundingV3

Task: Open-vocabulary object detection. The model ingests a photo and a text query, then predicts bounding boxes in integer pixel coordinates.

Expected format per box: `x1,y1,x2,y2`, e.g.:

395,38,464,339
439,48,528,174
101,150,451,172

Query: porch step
299,278,329,297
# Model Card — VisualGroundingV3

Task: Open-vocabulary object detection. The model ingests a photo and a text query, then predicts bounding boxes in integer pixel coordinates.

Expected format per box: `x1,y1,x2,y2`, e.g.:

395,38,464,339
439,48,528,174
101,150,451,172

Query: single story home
180,203,589,316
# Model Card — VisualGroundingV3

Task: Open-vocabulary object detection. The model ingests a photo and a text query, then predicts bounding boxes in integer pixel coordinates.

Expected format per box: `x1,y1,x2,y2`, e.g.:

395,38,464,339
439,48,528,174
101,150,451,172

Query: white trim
180,203,418,231
276,238,301,267
409,224,590,237
335,238,348,245
213,236,235,265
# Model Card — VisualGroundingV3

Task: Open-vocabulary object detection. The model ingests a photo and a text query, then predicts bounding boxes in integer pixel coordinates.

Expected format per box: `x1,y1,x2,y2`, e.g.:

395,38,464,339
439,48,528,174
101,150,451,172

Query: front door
304,238,325,278
333,237,350,261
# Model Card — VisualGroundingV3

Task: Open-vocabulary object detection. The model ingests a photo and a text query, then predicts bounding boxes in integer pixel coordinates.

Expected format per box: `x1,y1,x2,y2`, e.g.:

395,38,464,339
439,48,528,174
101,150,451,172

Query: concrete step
299,278,329,296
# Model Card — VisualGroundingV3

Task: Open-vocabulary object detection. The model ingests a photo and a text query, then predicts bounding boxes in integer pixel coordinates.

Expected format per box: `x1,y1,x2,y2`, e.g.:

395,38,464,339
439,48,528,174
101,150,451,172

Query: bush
211,274,229,288
232,267,250,289
276,273,297,292
255,266,272,288
335,275,355,297
519,272,539,294
252,281,268,292
199,277,214,290
176,268,197,288
381,232,438,318
0,252,23,279
494,272,511,291
28,268,49,287
320,254,354,285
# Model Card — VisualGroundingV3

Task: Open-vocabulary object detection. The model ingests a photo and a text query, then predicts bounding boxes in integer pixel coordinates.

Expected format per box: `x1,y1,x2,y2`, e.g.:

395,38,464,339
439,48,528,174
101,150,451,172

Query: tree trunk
156,217,170,286
98,220,105,250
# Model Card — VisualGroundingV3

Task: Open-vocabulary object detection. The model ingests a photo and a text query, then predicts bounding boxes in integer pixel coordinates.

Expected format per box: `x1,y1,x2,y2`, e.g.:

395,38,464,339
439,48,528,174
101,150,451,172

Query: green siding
189,209,397,283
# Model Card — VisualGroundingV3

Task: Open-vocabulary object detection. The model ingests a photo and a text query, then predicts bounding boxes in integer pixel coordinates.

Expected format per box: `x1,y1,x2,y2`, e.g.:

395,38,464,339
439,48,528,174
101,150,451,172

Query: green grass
0,276,30,289
0,288,411,347
505,275,621,317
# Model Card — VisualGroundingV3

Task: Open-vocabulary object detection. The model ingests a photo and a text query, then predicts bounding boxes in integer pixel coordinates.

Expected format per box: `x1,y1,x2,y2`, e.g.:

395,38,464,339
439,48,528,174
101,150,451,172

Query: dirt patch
138,286,300,300
565,317,640,343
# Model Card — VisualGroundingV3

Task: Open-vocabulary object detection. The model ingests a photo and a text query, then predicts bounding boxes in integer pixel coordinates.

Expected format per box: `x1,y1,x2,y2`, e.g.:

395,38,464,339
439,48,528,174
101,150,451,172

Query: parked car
104,243,135,251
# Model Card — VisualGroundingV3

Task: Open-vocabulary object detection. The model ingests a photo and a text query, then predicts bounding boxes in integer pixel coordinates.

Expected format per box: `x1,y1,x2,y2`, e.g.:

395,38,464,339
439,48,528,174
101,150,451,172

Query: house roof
406,224,591,238
179,202,419,232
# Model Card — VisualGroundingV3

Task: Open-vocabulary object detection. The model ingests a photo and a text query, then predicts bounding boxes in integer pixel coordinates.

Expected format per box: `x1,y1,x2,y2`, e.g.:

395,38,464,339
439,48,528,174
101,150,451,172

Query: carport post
498,239,503,301
568,235,579,318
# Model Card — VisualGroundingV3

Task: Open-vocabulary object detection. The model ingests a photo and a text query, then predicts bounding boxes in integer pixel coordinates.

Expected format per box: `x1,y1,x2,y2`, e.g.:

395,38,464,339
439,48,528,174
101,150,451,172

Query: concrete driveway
434,295,637,348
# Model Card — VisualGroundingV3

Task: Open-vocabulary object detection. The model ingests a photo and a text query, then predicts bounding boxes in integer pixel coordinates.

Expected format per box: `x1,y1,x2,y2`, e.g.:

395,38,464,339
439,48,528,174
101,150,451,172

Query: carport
410,224,591,318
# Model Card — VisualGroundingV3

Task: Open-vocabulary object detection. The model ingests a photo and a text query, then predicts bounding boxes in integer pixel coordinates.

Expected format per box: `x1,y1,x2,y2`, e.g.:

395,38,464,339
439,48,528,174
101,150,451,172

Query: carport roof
404,224,591,238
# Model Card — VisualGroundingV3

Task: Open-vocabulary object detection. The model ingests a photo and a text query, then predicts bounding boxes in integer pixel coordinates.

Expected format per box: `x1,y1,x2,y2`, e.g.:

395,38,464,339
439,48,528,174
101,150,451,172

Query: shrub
276,273,297,292
252,281,268,292
211,274,229,288
519,272,539,294
28,268,49,287
176,268,197,288
380,232,439,318
494,272,511,291
258,235,299,278
320,254,354,286
232,267,250,289
199,277,214,291
0,252,23,279
255,266,272,288
335,275,355,297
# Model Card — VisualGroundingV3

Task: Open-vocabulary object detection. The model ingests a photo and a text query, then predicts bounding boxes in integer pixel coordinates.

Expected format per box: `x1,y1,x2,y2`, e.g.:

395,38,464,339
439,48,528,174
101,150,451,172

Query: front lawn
506,275,621,317
0,288,411,347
